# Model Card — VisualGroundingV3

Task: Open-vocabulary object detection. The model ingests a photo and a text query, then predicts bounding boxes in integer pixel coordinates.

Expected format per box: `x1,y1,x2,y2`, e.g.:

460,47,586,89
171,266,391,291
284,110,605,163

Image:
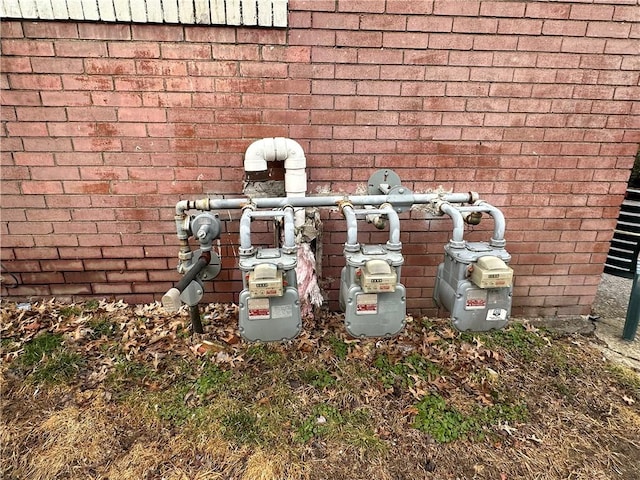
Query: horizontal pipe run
176,192,478,215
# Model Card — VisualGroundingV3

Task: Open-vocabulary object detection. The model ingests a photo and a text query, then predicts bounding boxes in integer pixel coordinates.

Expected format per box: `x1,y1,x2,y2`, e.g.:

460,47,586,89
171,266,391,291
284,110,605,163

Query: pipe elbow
282,138,306,170
244,139,270,172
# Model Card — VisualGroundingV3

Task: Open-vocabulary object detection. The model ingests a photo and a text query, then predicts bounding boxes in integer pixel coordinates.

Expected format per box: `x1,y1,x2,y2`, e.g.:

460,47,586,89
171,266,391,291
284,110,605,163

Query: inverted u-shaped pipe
437,201,507,249
341,204,401,252
239,207,296,255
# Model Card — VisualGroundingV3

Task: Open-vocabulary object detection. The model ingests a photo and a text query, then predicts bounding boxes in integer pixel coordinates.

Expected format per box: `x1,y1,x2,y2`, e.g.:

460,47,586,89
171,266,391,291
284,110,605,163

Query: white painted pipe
243,137,308,228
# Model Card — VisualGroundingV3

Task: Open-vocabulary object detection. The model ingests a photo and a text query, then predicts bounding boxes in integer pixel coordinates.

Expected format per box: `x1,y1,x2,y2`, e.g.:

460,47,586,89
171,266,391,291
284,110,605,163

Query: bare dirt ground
1,299,639,480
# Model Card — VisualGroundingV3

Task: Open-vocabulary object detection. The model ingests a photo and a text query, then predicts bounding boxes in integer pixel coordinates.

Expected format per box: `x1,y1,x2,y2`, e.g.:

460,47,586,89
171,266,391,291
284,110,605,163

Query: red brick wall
1,0,639,317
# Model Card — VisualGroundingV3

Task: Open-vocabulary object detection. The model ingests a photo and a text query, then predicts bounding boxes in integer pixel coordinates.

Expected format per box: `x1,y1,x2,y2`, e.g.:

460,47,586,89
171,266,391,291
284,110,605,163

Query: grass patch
374,352,444,389
15,332,84,384
413,393,528,443
606,363,640,400
300,367,336,390
58,305,82,318
87,315,116,339
221,409,263,444
327,335,348,360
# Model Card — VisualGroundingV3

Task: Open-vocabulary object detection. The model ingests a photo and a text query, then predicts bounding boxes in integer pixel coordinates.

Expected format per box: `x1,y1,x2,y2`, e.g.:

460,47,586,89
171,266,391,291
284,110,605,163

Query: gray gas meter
238,248,301,342
339,244,406,338
434,242,513,331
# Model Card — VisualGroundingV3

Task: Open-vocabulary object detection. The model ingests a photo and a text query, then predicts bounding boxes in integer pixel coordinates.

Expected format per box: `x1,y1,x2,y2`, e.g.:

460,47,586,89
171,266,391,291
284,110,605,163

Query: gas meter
238,248,301,342
434,242,514,331
339,244,406,338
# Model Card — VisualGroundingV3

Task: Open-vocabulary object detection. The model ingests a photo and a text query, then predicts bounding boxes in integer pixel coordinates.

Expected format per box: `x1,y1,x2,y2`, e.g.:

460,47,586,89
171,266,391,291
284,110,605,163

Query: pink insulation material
296,242,323,317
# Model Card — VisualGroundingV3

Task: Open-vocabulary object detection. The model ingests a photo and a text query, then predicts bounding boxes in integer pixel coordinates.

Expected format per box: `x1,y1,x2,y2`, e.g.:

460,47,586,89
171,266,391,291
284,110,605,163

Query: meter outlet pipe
437,201,507,249
239,207,296,256
340,203,401,252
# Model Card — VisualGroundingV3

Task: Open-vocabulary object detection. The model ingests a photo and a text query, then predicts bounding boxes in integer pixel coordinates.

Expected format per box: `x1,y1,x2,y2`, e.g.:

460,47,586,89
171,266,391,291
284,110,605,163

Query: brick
311,12,360,30
55,40,108,58
78,23,131,40
613,6,640,22
160,43,211,59
13,152,55,166
433,0,479,16
542,20,587,37
41,91,91,106
85,58,136,75
381,64,424,80
570,4,614,21
562,37,606,54
290,0,336,11
429,33,474,50
360,14,407,31
63,181,111,195
33,58,85,76
383,32,429,49
357,80,401,96
289,29,335,46
453,17,497,34
518,36,562,52
23,137,73,152
9,74,62,90
2,39,54,56
480,2,525,18
387,0,433,14
237,29,286,45
0,22,24,38
337,0,384,13
30,166,80,180
1,57,32,73
7,122,48,137
16,107,66,122
137,60,188,76
332,31,380,49
605,39,639,55
0,90,40,106
184,26,235,43
108,41,160,58
50,284,93,295
586,21,631,39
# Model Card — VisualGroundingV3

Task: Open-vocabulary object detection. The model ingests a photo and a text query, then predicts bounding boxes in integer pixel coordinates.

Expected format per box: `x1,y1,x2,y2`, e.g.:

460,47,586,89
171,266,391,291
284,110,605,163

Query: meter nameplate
465,289,487,310
486,308,508,321
360,260,397,294
249,263,284,298
356,293,378,315
247,298,270,320
471,256,514,289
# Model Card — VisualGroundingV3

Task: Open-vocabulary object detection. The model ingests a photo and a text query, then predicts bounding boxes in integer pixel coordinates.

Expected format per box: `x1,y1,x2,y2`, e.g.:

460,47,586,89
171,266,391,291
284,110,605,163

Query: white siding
0,0,288,26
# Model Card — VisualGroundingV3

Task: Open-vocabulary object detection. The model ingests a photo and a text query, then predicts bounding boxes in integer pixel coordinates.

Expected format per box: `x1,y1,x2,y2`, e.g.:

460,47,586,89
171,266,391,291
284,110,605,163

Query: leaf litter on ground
1,298,639,480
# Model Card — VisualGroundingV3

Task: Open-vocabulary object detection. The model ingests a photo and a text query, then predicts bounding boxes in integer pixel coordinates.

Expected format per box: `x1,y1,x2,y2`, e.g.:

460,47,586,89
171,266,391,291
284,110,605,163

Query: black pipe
176,251,210,334
176,251,211,292
190,305,204,334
